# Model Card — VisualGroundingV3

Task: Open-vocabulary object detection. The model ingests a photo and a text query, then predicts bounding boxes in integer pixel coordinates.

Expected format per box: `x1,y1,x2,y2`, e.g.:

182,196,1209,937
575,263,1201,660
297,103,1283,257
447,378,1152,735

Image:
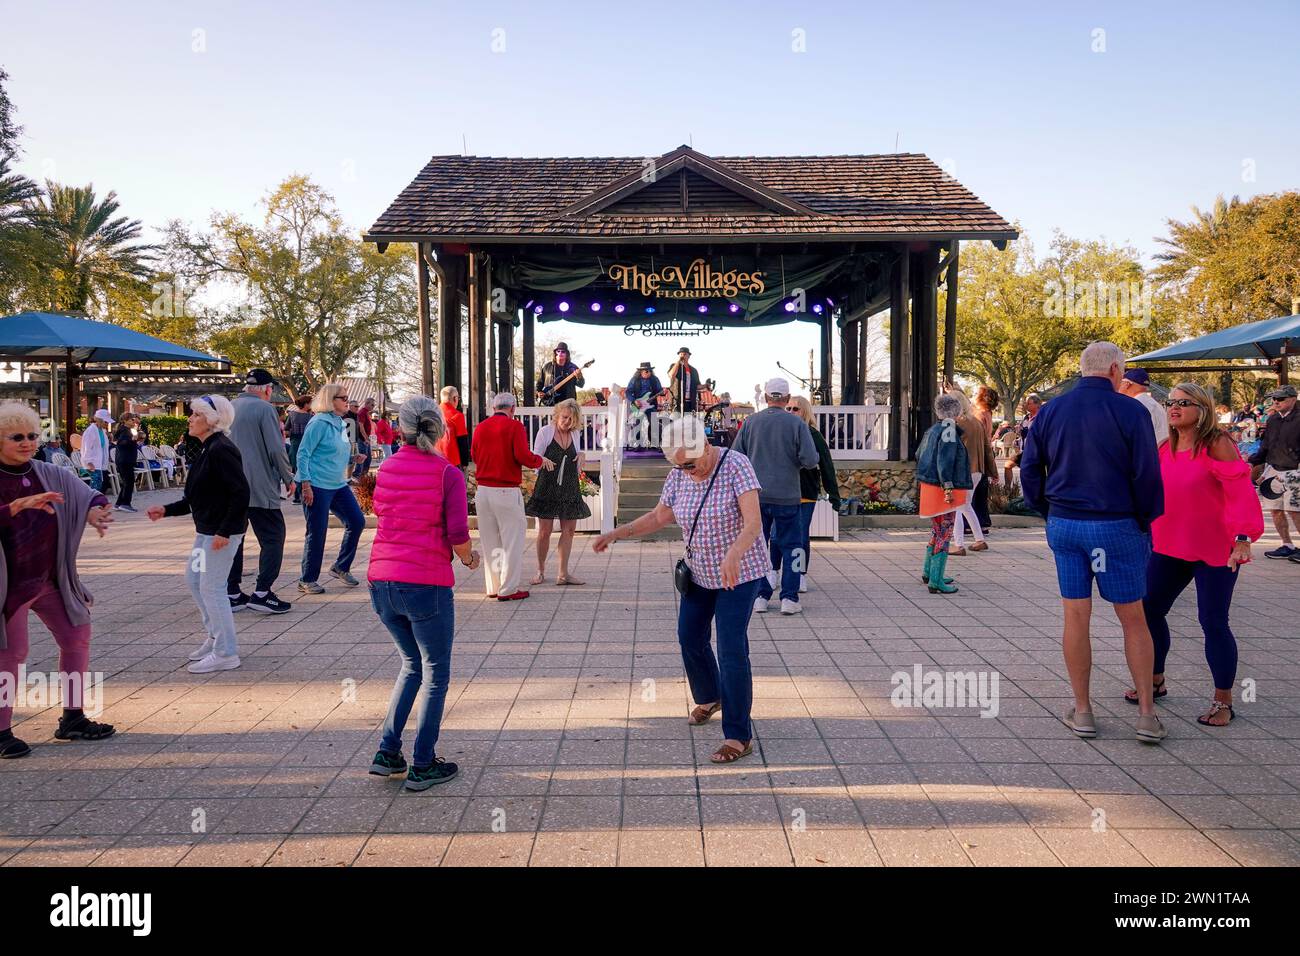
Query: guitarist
622,362,667,443
537,342,585,405
667,347,703,414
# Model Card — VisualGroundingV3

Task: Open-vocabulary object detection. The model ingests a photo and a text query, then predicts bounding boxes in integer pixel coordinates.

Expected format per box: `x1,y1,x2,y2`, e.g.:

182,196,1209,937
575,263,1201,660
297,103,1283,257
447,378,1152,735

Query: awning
0,311,218,363
1133,314,1300,363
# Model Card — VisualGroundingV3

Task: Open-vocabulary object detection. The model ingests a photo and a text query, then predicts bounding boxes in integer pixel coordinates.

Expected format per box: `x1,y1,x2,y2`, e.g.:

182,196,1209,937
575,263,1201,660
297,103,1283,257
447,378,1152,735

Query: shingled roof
365,146,1017,245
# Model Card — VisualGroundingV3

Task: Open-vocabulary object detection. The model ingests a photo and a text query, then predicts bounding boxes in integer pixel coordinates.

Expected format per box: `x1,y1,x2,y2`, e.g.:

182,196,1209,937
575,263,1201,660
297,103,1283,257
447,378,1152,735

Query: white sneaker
753,597,769,613
188,638,215,661
798,575,808,594
187,652,241,674
780,599,802,615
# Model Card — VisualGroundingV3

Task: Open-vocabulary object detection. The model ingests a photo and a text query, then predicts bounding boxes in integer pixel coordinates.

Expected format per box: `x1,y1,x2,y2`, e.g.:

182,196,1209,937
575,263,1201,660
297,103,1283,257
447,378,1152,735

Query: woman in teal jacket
294,383,366,594
915,393,973,594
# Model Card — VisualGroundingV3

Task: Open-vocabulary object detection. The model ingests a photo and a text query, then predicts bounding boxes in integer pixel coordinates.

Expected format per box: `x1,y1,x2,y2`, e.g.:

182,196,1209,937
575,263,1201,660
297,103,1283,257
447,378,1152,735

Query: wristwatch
1235,535,1250,543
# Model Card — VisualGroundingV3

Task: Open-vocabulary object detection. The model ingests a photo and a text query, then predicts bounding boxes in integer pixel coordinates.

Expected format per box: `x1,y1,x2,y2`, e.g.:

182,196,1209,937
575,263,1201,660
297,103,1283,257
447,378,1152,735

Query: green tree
167,175,417,396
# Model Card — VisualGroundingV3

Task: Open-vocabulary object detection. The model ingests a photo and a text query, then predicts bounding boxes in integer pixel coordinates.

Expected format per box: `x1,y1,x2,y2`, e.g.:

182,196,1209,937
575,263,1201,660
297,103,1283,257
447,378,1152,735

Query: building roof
336,376,388,409
365,146,1018,245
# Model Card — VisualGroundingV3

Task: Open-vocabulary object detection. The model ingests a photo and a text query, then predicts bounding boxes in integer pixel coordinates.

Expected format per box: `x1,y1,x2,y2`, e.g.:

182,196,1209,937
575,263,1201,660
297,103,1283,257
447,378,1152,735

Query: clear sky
3,0,1297,399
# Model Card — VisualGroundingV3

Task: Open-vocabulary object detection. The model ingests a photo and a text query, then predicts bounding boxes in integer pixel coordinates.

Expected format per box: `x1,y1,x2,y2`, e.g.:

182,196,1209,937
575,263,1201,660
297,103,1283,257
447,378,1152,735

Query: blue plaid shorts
1045,516,1150,604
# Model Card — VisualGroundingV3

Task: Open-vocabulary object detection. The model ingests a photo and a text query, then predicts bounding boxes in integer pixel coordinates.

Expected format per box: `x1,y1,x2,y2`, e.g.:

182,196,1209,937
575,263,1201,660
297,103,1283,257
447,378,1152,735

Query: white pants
953,471,985,549
475,486,528,596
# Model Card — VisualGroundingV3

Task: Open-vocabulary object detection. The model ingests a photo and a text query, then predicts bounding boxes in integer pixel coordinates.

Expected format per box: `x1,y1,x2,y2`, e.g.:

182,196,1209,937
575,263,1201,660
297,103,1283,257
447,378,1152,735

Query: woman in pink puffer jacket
365,396,479,791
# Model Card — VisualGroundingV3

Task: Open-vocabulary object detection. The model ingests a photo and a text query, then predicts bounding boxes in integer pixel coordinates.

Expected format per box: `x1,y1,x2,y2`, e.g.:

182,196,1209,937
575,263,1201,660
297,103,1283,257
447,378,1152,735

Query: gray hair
440,385,459,404
397,395,445,454
491,391,517,410
1080,341,1125,377
192,394,236,434
243,383,272,396
660,414,708,461
935,393,963,420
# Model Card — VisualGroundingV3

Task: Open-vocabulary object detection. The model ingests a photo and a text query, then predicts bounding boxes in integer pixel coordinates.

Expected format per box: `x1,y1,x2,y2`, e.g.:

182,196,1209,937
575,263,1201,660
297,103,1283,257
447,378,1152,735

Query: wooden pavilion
364,145,1016,459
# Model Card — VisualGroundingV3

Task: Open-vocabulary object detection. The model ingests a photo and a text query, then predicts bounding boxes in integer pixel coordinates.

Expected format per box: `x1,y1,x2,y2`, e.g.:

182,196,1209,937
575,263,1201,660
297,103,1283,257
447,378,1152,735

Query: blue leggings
1143,551,1240,691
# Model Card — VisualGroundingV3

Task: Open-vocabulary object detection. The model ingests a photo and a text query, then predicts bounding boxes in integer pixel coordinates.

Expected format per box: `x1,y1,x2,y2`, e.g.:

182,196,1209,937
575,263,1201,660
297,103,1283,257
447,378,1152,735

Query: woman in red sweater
366,396,479,790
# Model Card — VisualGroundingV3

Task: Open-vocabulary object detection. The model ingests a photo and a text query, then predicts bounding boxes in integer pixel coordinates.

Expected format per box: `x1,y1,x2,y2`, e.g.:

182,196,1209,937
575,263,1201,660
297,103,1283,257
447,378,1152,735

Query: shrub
143,415,189,448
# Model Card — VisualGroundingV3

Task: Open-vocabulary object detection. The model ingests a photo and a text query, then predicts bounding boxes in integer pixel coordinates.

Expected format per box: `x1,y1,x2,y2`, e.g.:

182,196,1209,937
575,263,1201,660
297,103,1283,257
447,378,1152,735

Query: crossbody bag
674,448,731,596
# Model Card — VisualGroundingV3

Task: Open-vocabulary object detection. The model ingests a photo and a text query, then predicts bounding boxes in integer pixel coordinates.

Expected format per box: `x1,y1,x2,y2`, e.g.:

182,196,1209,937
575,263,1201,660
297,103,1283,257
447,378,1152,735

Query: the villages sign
623,319,723,337
607,258,766,299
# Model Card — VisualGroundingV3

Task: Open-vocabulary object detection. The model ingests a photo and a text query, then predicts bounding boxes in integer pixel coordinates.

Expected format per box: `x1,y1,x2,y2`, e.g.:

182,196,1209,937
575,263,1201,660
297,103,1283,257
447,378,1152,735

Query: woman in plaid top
593,416,765,763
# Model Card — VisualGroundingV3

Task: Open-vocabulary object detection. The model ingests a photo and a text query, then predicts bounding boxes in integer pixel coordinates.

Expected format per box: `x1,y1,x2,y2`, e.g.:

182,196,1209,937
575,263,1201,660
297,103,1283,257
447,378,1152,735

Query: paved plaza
2,490,1299,867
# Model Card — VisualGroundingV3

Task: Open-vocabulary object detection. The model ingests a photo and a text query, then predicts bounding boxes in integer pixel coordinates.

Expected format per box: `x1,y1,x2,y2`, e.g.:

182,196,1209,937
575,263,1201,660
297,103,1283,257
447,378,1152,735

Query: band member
622,362,666,437
667,347,702,413
537,342,584,405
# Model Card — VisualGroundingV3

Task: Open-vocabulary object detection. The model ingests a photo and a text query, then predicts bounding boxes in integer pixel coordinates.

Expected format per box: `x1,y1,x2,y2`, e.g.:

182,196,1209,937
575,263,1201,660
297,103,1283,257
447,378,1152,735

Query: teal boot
922,546,953,586
927,550,959,594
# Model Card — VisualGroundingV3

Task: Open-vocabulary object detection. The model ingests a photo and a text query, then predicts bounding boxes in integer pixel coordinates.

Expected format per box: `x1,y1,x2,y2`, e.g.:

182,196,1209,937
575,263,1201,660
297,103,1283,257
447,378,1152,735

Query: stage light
697,304,708,314
826,297,835,307
728,303,740,313
558,301,570,312
784,301,796,312
522,299,534,310
590,302,601,312
613,303,626,314
812,303,823,314
533,305,544,315
645,306,656,314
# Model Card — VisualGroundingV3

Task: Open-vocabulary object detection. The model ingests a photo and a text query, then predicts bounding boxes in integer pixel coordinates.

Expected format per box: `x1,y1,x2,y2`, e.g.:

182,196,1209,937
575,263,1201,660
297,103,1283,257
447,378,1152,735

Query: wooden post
943,240,959,384
888,247,910,460
819,309,833,404
436,252,464,396
910,245,940,455
467,252,485,427
64,351,77,442
840,318,859,405
522,308,536,405
859,311,870,400
416,244,434,397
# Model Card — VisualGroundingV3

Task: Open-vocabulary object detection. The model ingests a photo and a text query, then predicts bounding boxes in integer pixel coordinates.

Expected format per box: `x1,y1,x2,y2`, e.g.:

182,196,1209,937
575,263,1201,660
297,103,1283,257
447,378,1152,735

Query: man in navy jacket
1021,342,1167,744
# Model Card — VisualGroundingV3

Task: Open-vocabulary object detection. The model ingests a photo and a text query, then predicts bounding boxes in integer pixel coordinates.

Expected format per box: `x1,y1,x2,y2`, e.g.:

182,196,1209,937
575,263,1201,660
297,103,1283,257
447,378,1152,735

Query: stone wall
833,460,917,511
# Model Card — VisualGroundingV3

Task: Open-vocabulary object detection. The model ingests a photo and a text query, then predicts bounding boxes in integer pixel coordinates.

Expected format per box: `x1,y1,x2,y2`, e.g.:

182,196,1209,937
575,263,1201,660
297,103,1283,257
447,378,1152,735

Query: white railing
814,405,890,460
516,397,623,534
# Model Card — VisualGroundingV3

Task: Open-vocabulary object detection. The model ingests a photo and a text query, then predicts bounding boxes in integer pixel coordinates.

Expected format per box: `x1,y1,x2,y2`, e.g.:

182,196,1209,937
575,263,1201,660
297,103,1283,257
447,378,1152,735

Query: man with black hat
622,362,666,443
1119,367,1167,446
226,368,294,614
667,347,702,414
537,342,584,405
1248,384,1300,560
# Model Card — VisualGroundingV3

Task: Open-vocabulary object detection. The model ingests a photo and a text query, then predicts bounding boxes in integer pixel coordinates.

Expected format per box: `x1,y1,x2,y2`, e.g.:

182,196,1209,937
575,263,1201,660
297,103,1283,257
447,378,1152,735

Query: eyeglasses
335,395,349,402
1165,399,1198,408
5,432,39,442
674,459,702,472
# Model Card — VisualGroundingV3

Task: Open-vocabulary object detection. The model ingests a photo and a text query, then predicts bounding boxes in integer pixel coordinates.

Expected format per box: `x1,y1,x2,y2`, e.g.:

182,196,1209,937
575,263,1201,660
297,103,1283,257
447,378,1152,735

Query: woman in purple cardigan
0,402,116,759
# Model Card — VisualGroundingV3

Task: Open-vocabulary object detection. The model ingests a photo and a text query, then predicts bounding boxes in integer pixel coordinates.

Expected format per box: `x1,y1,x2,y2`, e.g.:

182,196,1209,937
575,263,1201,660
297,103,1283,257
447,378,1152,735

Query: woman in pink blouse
593,415,765,763
1129,383,1264,726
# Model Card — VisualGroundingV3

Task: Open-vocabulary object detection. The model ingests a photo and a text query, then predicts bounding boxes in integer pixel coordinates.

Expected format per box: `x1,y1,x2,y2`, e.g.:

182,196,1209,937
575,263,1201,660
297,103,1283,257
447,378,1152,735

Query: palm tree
0,155,40,312
27,182,158,316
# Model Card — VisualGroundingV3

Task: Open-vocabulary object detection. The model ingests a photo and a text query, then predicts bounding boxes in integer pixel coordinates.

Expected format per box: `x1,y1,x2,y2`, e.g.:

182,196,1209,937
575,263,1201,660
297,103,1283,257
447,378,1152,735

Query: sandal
529,571,546,586
1124,676,1167,705
556,575,585,586
688,702,721,725
53,714,116,741
710,740,753,764
1196,700,1234,727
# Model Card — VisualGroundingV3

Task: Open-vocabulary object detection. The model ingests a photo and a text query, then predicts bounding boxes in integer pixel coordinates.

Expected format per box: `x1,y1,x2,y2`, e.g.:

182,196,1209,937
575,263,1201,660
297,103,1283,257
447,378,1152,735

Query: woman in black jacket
788,396,842,594
147,395,250,674
112,414,140,512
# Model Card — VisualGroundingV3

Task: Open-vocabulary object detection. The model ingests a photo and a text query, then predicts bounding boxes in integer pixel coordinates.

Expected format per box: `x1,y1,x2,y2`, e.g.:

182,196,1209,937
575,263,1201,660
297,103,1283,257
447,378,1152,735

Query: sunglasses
335,395,349,402
5,432,39,442
1165,399,1199,408
674,458,703,472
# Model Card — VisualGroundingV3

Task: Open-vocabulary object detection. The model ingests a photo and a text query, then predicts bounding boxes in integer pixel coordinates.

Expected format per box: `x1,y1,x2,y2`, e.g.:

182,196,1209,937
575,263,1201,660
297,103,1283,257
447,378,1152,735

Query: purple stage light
590,302,601,312
533,305,543,315
558,301,570,312
697,304,708,314
728,303,740,313
812,303,823,314
613,303,626,314
784,301,796,312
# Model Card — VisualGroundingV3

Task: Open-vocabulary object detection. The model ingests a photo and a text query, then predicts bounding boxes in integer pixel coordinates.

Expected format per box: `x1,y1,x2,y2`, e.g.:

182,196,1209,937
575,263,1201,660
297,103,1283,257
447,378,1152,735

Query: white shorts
1260,465,1300,512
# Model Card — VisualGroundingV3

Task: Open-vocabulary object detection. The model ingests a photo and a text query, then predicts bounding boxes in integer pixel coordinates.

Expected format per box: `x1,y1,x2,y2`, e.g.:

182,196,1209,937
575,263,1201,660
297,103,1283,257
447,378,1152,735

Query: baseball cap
1122,368,1150,386
93,409,114,424
1266,385,1297,400
764,377,790,396
245,368,277,387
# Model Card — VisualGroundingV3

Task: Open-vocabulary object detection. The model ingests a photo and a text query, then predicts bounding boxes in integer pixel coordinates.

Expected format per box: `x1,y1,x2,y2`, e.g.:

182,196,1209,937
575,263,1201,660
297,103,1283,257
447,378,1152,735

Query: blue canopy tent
1133,313,1298,383
0,311,224,439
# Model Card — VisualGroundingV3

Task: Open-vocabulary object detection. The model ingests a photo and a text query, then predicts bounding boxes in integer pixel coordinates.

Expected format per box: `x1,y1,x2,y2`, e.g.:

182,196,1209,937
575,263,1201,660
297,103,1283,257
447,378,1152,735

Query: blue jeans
769,502,817,576
678,577,760,743
371,581,455,767
758,502,802,602
1144,551,1240,690
300,485,365,583
185,533,244,657
353,440,372,478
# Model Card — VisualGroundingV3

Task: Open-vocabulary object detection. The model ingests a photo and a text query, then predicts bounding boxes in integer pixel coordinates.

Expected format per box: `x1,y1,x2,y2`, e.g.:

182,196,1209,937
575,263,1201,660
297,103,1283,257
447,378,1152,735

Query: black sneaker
229,592,250,612
369,749,408,777
1289,552,1300,565
248,591,292,614
404,758,459,791
53,713,115,741
1265,546,1297,560
0,732,32,759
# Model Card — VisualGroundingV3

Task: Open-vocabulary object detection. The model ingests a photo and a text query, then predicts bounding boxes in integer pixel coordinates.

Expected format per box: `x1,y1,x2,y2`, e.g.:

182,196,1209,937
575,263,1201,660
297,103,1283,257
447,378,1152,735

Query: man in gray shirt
732,377,819,614
226,368,295,614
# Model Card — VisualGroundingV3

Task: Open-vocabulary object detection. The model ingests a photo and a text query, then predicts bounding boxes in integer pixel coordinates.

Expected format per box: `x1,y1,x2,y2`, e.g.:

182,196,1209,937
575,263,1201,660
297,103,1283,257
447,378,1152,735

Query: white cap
764,377,790,396
93,409,114,423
